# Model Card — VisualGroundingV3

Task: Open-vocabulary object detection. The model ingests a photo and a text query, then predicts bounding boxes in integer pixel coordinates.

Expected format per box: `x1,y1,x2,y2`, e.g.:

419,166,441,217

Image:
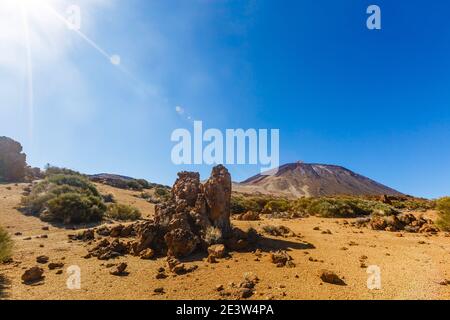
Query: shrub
21,174,106,224
262,199,291,214
44,165,82,177
136,179,150,189
126,180,143,191
436,197,450,231
390,198,435,211
306,197,397,218
231,195,272,214
154,187,170,201
106,203,141,221
0,226,13,263
204,226,222,245
42,193,106,224
47,174,100,197
102,193,116,203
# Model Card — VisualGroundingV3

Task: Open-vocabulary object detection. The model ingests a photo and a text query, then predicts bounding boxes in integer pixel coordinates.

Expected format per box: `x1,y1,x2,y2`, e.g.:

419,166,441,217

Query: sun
1,0,48,12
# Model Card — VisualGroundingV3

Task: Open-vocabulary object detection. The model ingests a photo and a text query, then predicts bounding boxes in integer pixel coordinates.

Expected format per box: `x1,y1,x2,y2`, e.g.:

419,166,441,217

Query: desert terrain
0,182,449,300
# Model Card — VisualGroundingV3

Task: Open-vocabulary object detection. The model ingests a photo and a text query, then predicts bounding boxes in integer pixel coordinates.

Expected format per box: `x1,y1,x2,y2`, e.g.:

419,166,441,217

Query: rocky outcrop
130,165,233,258
78,165,253,260
203,165,232,235
0,136,27,182
368,213,439,233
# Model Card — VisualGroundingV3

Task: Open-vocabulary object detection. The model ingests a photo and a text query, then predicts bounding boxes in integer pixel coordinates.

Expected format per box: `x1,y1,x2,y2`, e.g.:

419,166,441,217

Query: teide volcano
234,162,402,198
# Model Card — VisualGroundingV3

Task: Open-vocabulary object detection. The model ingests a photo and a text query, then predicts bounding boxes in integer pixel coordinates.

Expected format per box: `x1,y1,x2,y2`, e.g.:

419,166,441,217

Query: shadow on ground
0,274,11,299
257,236,315,252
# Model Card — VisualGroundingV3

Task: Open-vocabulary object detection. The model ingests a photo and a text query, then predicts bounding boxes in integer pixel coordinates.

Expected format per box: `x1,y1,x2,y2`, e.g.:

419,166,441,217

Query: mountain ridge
234,162,402,198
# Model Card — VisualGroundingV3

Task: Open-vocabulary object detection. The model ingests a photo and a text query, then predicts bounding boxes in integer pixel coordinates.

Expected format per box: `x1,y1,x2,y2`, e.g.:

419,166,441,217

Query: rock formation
0,136,27,182
80,165,253,260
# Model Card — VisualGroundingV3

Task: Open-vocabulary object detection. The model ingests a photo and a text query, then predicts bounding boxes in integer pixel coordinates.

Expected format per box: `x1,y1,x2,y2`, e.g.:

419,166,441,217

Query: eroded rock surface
77,165,254,261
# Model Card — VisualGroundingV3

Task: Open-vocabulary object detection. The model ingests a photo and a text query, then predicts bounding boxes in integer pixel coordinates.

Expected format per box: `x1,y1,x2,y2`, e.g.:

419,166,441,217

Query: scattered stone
270,250,295,268
68,229,95,241
320,270,346,286
48,262,64,270
438,279,449,286
263,225,295,237
110,262,128,276
156,272,168,279
21,267,44,284
207,254,217,264
208,244,226,259
140,248,155,260
369,213,439,234
240,288,253,299
235,211,260,221
215,284,224,292
36,255,49,264
154,287,165,294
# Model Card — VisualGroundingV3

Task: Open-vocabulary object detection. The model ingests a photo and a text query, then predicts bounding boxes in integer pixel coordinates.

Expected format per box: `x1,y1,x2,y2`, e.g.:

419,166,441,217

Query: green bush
154,187,170,201
44,165,82,177
136,179,150,189
436,197,450,231
230,195,275,214
0,226,13,263
106,203,141,221
263,199,291,214
21,174,106,224
42,193,105,224
390,198,435,211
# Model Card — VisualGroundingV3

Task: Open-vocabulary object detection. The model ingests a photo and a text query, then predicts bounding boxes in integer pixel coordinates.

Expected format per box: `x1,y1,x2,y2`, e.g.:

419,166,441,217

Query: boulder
203,165,232,236
320,270,346,285
21,267,44,283
207,244,226,259
165,228,199,257
110,262,128,276
0,136,27,182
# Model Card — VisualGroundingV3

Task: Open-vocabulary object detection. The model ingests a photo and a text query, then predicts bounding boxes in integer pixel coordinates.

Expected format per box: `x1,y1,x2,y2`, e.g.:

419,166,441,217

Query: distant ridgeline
88,173,170,191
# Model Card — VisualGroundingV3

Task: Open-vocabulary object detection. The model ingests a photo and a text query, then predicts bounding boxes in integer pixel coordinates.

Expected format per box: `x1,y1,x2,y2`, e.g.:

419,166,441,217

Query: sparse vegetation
389,197,435,211
42,193,106,224
232,193,401,218
262,199,291,214
154,187,170,201
44,165,82,177
204,226,222,245
102,193,116,203
304,197,398,218
21,174,106,224
231,194,275,214
0,226,13,263
436,197,450,231
106,203,141,221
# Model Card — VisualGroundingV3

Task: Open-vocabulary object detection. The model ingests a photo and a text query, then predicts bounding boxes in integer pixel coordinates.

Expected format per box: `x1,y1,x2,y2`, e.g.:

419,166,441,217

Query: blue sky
1,0,450,198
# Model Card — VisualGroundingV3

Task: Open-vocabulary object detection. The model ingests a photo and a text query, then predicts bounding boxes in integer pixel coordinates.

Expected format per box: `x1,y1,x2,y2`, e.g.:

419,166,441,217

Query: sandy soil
0,182,449,300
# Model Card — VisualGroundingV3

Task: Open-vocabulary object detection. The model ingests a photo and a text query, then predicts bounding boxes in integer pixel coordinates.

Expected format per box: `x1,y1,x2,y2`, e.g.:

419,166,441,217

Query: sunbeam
20,3,34,141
